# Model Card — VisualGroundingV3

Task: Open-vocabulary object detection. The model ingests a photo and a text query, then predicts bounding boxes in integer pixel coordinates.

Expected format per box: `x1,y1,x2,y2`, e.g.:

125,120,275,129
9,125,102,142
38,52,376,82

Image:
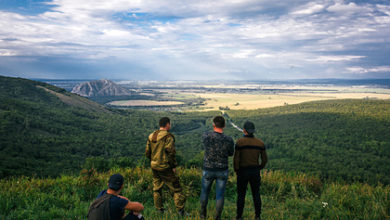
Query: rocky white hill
71,79,132,97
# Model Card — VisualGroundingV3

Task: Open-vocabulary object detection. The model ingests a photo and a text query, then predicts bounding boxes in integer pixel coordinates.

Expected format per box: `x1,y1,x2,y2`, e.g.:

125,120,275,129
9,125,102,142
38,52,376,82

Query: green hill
1,76,390,219
226,99,390,185
0,76,212,177
1,76,390,185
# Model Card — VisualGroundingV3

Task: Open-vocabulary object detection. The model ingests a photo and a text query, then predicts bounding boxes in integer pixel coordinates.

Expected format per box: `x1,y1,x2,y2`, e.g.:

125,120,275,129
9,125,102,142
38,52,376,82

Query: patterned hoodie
202,131,234,171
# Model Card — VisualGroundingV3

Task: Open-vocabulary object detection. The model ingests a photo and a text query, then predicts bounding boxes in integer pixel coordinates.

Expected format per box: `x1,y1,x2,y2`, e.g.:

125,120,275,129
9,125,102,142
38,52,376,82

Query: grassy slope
0,168,388,220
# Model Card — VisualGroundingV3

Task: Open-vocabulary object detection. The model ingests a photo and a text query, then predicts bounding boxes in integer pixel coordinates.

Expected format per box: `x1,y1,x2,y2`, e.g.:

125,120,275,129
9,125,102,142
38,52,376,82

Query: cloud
0,0,389,79
346,66,390,74
291,2,325,15
326,1,364,14
307,55,365,63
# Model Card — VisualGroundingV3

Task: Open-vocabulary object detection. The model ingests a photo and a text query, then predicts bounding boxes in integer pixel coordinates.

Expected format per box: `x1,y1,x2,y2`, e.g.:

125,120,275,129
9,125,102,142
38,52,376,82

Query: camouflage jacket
202,131,234,171
145,130,177,171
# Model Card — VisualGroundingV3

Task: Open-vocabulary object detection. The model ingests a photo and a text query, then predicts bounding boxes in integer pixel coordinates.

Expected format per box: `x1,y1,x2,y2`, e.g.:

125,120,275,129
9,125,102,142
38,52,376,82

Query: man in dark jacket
200,116,234,220
234,121,268,220
145,117,186,216
89,173,144,220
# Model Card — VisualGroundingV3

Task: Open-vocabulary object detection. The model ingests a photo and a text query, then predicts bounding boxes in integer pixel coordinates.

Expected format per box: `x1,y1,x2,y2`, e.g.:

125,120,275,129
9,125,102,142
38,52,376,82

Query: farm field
107,100,185,106
185,91,390,110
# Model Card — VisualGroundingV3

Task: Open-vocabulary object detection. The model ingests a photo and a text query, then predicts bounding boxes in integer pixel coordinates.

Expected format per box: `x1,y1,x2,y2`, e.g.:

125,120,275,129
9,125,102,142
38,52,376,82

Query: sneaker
255,217,261,220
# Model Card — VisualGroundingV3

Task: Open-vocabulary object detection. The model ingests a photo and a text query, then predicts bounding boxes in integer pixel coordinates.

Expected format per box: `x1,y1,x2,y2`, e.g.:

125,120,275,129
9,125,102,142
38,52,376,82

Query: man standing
234,121,268,220
145,117,186,216
88,173,144,220
200,116,234,220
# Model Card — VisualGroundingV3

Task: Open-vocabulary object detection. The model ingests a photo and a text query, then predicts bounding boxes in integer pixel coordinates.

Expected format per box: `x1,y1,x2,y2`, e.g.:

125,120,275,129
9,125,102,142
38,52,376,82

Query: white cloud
0,0,389,79
308,55,365,63
292,3,325,15
347,66,390,74
327,1,364,14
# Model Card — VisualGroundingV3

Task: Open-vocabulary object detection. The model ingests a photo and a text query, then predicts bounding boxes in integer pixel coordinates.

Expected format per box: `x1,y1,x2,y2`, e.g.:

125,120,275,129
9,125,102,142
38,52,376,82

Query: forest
0,76,389,186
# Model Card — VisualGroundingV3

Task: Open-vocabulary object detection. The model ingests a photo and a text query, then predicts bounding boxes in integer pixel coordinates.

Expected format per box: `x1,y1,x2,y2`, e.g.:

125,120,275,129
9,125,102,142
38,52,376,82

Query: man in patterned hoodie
200,116,234,220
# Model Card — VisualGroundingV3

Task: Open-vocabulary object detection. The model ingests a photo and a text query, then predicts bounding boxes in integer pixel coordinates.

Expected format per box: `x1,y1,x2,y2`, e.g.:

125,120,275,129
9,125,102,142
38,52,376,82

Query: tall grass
0,168,388,219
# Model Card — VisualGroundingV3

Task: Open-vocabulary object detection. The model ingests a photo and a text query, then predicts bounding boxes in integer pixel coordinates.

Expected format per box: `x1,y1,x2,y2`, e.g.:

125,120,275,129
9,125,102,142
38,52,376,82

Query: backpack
87,193,112,220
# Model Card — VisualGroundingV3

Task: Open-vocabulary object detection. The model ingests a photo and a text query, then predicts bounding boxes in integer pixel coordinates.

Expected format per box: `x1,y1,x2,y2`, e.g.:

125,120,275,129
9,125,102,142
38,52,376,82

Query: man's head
213,116,225,129
159,117,171,130
108,173,124,191
243,121,255,135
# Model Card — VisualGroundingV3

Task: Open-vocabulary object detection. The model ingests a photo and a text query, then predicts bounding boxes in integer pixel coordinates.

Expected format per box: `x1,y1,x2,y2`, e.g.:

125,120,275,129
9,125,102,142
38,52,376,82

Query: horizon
1,0,390,80
29,77,390,82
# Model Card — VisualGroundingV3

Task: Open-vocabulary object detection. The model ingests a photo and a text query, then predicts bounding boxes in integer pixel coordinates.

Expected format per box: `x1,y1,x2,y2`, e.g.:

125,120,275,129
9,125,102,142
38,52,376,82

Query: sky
0,0,389,80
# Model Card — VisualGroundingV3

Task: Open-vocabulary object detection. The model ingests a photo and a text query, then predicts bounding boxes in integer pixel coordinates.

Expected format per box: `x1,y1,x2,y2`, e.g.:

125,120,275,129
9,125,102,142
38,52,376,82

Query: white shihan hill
71,79,133,97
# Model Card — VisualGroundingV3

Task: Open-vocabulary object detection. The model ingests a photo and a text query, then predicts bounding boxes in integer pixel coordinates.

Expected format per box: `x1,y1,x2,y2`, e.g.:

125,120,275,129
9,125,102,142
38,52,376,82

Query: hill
0,76,211,177
225,99,390,185
1,76,390,185
71,79,134,97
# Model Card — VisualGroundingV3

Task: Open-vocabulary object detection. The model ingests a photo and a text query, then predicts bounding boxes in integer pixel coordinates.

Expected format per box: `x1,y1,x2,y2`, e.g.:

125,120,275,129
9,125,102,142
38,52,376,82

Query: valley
1,76,390,219
41,78,390,111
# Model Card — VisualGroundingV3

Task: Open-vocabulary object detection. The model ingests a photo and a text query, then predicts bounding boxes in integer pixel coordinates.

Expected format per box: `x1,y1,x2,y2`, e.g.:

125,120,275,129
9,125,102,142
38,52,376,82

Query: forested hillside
1,76,389,185
226,99,390,185
0,76,212,177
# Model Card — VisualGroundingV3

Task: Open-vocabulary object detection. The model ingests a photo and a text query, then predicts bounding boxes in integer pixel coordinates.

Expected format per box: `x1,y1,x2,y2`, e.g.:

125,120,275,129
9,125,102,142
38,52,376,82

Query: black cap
108,174,124,191
243,121,255,134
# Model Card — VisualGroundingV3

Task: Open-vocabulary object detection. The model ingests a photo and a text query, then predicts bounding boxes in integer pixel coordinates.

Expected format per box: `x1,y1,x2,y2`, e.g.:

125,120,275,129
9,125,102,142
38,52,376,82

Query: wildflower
322,202,328,208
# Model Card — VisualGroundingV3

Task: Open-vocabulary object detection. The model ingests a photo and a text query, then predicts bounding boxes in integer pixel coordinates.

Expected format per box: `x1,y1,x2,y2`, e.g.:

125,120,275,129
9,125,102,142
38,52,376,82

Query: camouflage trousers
152,168,186,211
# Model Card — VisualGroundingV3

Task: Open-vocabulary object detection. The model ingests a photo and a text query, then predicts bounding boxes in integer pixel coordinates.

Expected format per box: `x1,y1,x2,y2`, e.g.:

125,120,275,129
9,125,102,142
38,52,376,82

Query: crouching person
88,173,145,220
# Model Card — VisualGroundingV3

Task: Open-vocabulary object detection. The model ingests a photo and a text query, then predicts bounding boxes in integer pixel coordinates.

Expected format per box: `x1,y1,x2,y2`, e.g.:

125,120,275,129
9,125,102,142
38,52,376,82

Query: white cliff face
71,79,132,97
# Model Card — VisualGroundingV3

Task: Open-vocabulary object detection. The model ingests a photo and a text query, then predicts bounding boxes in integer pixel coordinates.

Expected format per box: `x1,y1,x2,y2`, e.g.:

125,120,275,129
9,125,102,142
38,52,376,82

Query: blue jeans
200,169,228,219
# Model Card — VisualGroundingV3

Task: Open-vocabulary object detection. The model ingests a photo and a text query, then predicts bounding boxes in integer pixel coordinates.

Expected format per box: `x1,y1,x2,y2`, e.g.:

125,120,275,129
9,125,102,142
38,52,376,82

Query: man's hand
172,168,176,173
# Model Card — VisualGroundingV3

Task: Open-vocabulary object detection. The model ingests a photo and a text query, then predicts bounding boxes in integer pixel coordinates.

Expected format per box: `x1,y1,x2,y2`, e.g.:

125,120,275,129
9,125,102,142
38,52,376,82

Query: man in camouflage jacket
145,117,186,216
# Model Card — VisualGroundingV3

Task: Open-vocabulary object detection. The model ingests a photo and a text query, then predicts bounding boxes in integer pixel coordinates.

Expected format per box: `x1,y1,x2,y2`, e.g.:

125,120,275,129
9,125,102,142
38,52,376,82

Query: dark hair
159,117,170,127
213,116,225,128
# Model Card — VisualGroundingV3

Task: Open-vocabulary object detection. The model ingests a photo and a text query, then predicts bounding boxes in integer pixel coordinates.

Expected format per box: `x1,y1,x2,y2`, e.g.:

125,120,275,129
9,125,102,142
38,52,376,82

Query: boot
178,209,189,217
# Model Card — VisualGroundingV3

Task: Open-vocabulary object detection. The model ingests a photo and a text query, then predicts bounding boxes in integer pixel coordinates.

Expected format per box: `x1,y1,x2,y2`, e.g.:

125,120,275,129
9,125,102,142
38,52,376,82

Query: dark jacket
233,134,267,172
202,131,234,171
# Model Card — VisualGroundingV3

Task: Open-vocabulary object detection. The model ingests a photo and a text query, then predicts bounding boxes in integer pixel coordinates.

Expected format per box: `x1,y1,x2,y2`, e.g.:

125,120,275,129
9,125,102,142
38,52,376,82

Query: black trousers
236,168,261,218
